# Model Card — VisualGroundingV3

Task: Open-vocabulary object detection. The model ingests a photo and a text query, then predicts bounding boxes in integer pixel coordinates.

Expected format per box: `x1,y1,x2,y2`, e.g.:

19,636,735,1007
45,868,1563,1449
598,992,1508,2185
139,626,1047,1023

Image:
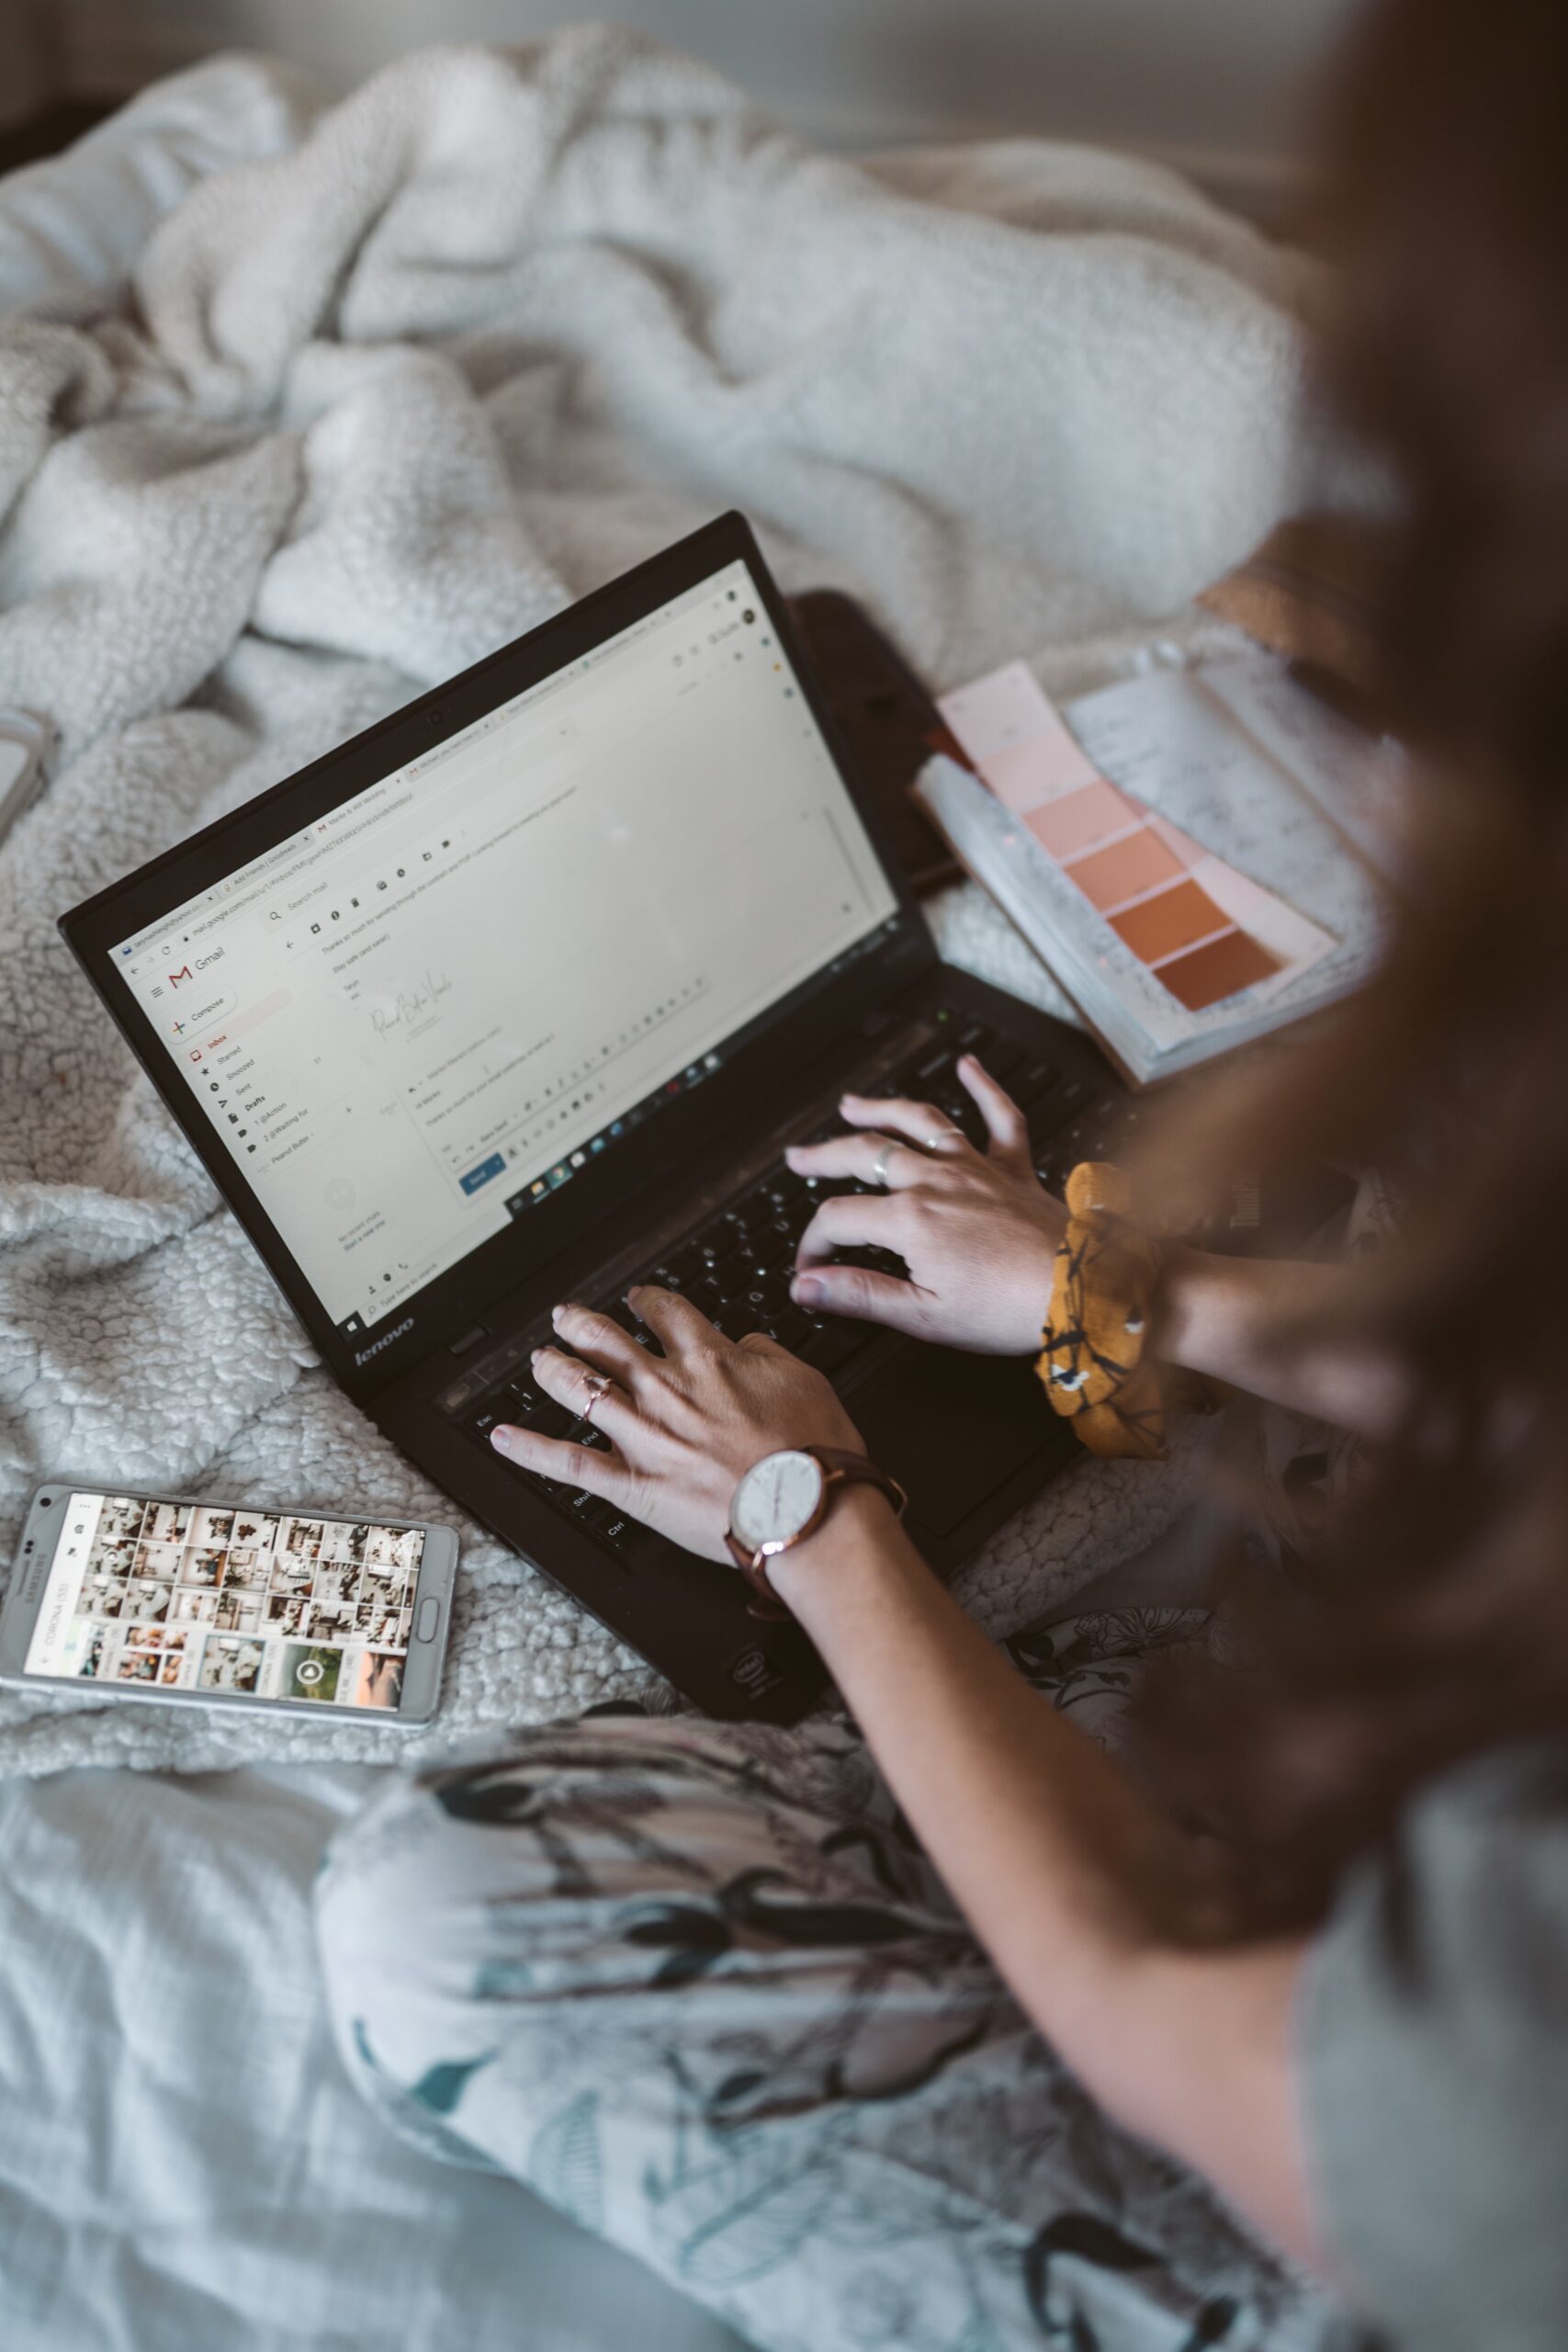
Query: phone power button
416,1597,440,1642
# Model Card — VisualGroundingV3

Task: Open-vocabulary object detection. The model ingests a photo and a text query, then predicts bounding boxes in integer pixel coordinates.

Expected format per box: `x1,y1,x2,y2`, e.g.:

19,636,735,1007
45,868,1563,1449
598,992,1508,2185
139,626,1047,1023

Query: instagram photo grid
62,1498,421,1709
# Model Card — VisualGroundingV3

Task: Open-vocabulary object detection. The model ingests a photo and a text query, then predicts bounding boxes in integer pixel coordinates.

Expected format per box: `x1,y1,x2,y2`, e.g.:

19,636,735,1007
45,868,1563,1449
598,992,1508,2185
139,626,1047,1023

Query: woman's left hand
490,1286,864,1563
786,1054,1066,1354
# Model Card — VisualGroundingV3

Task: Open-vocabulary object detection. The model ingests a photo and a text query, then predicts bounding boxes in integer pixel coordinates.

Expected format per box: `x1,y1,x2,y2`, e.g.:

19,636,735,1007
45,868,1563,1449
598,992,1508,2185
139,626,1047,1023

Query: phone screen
23,1491,432,1712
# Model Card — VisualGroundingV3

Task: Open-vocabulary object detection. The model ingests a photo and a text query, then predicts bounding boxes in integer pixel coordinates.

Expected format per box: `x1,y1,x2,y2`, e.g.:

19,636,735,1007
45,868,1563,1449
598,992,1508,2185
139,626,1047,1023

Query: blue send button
458,1151,506,1195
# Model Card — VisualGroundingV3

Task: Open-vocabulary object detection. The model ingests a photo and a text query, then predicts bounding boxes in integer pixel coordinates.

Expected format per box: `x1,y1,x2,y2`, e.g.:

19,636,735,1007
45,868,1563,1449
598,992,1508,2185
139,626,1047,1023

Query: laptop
62,513,1134,1723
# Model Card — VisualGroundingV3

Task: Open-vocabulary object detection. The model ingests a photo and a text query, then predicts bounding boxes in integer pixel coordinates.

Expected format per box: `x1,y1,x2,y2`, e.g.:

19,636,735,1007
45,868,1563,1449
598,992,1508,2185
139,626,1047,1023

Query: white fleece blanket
0,28,1312,1775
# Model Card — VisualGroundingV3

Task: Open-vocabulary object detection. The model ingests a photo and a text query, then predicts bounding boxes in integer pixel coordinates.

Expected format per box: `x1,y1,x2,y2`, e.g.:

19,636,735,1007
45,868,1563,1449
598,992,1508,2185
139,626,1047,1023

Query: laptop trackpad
846,1344,1051,1538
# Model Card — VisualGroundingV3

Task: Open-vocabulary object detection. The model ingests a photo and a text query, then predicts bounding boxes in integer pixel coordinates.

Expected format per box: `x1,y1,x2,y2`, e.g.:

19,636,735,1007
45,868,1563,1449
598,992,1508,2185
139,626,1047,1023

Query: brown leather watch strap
728,1447,907,1619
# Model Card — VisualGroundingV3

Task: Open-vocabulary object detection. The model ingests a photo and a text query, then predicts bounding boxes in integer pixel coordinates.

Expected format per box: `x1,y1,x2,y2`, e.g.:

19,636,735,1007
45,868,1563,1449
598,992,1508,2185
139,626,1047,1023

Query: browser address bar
186,715,578,940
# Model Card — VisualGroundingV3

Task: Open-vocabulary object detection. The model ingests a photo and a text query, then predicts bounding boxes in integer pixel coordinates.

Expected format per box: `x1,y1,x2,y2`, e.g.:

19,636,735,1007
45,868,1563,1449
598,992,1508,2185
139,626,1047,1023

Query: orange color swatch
1109,878,1228,963
1066,828,1185,911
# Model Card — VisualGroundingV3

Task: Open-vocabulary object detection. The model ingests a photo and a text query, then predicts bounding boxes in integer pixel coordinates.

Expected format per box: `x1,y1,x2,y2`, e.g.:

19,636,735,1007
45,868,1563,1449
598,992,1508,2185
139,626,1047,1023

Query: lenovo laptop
62,513,1132,1722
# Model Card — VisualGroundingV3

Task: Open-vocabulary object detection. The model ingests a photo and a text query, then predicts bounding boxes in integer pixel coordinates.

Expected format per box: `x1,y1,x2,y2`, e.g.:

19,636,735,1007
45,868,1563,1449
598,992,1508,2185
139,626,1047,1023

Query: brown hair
1140,0,1568,1931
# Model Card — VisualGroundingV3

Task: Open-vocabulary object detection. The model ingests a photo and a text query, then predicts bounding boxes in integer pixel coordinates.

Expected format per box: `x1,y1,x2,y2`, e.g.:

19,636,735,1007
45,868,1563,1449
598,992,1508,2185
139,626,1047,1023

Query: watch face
731,1449,824,1555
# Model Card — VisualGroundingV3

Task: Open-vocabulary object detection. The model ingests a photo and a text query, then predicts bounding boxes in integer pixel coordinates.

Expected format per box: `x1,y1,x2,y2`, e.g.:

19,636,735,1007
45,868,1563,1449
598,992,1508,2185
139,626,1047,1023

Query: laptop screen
108,556,899,1341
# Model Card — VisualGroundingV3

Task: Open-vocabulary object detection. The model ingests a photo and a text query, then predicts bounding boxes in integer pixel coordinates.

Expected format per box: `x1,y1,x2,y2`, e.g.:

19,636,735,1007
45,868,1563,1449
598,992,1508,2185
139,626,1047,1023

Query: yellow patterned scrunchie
1036,1163,1168,1460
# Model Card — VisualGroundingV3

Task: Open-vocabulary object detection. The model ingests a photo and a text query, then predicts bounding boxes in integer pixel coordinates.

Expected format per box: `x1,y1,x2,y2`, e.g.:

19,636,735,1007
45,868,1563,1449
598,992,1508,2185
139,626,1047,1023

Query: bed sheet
0,1757,746,2352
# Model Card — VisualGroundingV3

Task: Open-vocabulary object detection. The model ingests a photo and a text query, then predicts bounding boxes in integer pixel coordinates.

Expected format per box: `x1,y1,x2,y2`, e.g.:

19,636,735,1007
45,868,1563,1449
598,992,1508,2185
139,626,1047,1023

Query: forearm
774,1496,1174,2032
1159,1246,1409,1438
770,1491,1322,2268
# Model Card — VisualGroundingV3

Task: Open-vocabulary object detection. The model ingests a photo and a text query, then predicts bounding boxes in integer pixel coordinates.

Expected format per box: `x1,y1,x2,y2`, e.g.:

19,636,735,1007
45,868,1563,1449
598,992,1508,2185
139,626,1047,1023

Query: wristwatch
725,1446,908,1617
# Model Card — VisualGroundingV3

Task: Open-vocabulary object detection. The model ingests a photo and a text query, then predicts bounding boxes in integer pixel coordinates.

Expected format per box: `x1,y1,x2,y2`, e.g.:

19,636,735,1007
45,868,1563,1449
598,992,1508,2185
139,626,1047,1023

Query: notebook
917,651,1393,1088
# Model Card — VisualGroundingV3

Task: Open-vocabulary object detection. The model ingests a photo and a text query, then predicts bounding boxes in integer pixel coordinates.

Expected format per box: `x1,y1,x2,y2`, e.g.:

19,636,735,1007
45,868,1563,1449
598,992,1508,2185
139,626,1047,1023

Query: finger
549,1300,649,1386
736,1329,792,1360
837,1092,966,1156
530,1343,638,1441
795,1193,907,1272
490,1419,629,1498
956,1054,1032,1172
784,1131,931,1189
790,1261,932,1335
628,1282,718,1354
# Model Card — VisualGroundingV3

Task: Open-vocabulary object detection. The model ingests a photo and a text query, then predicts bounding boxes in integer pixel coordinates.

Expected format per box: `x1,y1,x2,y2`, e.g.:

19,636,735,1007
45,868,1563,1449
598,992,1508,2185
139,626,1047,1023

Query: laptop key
1015,1057,1061,1110
771,1306,813,1351
494,1386,541,1428
800,1319,871,1374
599,1510,658,1559
933,1093,986,1148
1036,1074,1089,1125
980,1036,1025,1082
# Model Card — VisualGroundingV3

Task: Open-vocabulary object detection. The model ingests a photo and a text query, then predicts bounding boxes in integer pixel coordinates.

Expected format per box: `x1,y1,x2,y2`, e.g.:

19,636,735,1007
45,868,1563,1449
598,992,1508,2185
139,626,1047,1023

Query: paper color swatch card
918,658,1387,1087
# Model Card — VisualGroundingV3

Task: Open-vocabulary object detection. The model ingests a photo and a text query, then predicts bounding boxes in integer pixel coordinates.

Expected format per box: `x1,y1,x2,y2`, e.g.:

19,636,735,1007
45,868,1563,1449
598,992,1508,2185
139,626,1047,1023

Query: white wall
54,0,1363,206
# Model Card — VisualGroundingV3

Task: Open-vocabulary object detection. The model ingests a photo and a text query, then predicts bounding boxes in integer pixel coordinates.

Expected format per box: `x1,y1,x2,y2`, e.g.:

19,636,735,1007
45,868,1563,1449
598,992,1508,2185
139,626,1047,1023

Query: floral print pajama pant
315,1193,1390,2349
316,1610,1364,2352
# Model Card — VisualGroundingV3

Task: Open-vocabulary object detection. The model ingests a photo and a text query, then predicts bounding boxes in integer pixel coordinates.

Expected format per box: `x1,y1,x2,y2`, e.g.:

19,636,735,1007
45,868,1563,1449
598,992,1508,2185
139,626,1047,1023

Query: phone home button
416,1597,440,1642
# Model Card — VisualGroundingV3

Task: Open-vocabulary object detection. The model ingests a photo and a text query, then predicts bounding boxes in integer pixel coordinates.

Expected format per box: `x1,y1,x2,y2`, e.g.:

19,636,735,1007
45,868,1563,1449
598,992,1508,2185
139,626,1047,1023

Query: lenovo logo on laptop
354,1317,415,1366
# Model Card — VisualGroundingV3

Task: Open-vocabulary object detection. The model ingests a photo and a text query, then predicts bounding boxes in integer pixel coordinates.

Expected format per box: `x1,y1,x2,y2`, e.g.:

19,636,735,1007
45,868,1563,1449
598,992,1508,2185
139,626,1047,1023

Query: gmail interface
113,561,897,1335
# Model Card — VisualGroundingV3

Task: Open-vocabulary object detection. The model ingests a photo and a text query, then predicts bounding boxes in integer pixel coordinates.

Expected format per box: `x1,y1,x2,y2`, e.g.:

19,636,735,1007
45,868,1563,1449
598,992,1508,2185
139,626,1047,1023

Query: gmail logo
168,965,193,987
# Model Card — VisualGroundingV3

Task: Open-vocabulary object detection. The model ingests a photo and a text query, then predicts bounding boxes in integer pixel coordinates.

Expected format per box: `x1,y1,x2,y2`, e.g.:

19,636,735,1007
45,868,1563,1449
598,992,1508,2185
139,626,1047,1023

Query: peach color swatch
1067,828,1186,912
938,662,1286,1014
1024,778,1134,861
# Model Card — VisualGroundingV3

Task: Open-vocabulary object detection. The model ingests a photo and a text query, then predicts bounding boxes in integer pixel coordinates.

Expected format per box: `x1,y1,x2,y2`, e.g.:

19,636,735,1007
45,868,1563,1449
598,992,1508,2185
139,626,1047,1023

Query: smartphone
0,1483,459,1724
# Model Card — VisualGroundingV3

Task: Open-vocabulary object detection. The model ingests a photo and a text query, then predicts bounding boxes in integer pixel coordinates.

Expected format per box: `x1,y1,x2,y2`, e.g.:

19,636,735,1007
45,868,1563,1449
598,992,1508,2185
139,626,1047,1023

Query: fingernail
490,1426,513,1454
793,1274,823,1306
530,1346,547,1366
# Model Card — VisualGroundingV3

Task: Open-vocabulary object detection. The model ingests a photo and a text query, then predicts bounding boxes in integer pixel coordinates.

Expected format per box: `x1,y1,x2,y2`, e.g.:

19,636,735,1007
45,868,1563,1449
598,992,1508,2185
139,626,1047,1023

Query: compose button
458,1151,506,1195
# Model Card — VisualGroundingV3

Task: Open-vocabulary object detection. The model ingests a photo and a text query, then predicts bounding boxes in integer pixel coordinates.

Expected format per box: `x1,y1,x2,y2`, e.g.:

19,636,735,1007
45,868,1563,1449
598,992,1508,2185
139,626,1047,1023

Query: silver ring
871,1140,896,1188
581,1371,613,1421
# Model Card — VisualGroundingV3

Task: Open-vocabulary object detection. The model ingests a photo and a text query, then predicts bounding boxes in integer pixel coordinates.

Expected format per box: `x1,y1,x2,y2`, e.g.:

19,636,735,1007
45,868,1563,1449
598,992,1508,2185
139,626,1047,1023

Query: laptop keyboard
441,1006,1131,1561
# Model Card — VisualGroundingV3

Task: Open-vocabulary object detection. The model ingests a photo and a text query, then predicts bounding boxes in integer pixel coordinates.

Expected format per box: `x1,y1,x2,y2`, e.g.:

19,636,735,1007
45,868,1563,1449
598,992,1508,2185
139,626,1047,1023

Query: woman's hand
786,1054,1066,1355
490,1287,864,1561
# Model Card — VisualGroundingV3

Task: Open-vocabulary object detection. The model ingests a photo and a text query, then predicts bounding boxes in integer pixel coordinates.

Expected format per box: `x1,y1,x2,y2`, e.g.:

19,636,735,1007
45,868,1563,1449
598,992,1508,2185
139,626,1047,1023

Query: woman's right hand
785,1054,1066,1355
